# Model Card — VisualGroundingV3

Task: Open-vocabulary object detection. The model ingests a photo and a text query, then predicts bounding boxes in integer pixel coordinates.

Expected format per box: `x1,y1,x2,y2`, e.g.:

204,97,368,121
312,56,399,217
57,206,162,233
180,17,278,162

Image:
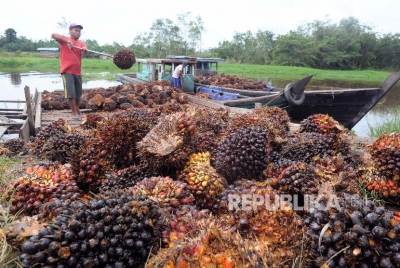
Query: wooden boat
115,56,400,130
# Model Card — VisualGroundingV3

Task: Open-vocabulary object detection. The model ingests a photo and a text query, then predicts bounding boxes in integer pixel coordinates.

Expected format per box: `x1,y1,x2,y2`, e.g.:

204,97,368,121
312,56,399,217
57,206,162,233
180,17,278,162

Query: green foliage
367,107,400,137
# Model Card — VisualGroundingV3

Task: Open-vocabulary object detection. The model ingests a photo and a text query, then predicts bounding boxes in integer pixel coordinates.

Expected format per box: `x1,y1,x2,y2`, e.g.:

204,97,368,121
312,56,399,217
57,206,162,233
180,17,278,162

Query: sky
1,0,399,50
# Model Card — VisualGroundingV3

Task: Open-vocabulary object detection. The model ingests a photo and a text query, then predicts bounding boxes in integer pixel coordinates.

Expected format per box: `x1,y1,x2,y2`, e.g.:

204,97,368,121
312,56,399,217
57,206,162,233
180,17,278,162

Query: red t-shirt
57,36,86,75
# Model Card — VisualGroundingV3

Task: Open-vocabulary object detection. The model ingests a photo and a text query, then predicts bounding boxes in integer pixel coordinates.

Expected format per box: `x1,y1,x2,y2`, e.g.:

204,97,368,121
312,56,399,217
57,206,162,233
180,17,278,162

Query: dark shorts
61,73,82,99
173,77,181,88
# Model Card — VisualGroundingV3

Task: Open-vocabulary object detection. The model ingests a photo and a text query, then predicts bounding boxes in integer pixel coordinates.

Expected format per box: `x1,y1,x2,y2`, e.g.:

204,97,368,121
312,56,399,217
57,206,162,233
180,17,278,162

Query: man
172,61,186,88
51,23,87,119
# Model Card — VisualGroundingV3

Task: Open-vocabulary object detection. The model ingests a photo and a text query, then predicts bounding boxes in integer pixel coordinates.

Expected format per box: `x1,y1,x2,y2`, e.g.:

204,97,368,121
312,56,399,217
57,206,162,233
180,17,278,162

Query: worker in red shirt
52,23,87,120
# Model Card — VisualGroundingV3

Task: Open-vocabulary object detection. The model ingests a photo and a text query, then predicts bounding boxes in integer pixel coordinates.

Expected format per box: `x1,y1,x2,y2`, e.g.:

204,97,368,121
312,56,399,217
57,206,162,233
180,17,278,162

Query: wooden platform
37,109,92,130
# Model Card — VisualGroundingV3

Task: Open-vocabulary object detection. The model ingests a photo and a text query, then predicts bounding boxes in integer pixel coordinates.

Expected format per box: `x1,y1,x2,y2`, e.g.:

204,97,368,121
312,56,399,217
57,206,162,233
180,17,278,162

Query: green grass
367,107,400,137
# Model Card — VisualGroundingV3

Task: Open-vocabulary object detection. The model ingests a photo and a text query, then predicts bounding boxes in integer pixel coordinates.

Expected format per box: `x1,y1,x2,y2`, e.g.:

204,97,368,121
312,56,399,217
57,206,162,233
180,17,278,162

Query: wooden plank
19,119,30,142
186,95,252,114
0,100,26,103
0,126,8,138
32,89,38,114
0,108,24,112
24,86,35,137
35,92,42,133
0,122,24,126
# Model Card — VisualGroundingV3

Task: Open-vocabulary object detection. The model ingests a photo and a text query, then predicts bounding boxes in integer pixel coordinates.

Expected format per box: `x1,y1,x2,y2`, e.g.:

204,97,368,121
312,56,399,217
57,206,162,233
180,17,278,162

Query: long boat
115,57,400,130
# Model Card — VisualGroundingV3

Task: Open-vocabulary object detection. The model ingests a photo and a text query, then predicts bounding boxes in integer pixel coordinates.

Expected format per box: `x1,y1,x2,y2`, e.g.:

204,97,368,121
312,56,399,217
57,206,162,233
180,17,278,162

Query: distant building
99,53,111,60
36,48,59,58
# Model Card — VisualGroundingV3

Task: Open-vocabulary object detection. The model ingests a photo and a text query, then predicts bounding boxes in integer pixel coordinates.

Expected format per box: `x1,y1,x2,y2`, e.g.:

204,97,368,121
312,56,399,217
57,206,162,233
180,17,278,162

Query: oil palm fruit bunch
213,180,303,242
68,147,106,194
177,152,228,209
254,105,291,147
214,126,269,183
128,176,195,212
369,133,400,181
3,138,28,155
160,205,218,247
103,98,117,111
41,132,87,164
94,109,157,169
5,162,80,216
263,150,297,179
81,112,105,129
99,164,147,192
271,162,321,195
305,194,400,267
18,191,162,268
137,111,197,174
358,166,400,203
300,113,347,135
29,118,68,157
148,221,295,268
281,132,352,164
113,49,136,69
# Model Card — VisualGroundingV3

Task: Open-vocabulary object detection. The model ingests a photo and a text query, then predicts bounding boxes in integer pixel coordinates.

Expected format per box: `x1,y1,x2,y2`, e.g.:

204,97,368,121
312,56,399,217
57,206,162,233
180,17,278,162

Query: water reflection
10,73,21,85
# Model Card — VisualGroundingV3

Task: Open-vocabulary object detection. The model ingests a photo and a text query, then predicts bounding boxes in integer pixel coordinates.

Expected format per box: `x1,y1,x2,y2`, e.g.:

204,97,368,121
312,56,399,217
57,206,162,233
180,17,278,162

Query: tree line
1,14,400,71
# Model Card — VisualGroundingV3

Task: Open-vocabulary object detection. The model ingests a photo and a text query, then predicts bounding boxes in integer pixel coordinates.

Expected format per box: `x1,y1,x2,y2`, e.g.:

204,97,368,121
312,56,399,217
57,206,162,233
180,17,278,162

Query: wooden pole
24,86,35,137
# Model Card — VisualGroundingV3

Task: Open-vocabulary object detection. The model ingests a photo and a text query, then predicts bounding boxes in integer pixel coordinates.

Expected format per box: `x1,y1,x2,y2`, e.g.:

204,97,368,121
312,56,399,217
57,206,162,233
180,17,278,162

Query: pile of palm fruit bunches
2,80,400,267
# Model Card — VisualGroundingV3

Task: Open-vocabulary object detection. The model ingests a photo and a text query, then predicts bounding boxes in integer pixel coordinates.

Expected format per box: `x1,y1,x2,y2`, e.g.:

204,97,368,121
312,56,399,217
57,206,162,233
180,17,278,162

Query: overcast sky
1,0,399,50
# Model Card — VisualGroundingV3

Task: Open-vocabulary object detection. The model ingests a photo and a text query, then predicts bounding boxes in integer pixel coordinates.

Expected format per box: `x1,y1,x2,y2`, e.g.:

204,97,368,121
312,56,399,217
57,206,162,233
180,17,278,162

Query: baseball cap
69,23,83,29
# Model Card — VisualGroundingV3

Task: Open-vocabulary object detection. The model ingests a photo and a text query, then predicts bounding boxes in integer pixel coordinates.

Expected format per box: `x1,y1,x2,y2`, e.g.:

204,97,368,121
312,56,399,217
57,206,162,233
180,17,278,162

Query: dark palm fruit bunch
177,152,228,209
113,49,136,69
305,194,400,268
3,138,27,155
263,150,297,179
281,132,353,164
137,112,197,174
369,133,400,181
128,176,195,212
299,113,346,135
41,132,87,164
270,162,320,195
5,162,80,216
214,126,269,184
253,106,291,147
19,191,162,268
103,98,117,111
94,109,157,169
99,164,148,192
29,118,68,156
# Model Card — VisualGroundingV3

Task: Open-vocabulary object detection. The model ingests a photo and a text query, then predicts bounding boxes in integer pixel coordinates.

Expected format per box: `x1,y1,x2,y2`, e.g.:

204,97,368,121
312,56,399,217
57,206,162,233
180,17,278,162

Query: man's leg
68,98,79,117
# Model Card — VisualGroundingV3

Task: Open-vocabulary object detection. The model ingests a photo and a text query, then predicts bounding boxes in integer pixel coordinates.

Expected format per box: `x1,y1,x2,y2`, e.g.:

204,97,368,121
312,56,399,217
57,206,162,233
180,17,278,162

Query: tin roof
36,48,59,51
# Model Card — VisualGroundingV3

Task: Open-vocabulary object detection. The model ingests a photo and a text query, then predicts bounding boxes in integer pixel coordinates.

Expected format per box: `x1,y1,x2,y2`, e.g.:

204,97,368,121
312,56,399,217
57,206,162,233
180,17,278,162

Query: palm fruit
4,162,80,216
113,49,136,69
300,113,346,135
3,138,28,155
305,194,400,267
160,205,217,247
263,150,296,179
358,166,400,203
370,133,400,180
94,108,157,169
40,132,87,164
253,105,291,147
149,212,303,267
177,152,227,209
102,97,117,111
99,164,147,192
81,112,105,129
137,111,197,174
68,148,105,194
128,176,195,212
214,126,269,183
29,118,68,157
19,191,162,268
281,132,353,164
119,102,134,110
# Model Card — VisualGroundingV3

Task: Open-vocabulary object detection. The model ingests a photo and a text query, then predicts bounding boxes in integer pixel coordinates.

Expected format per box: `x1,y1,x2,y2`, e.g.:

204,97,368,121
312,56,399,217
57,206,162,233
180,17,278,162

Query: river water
0,71,399,137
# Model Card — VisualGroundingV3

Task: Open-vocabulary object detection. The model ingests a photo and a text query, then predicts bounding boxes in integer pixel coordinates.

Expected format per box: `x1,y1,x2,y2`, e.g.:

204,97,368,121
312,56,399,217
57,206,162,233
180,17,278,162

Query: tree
4,28,17,43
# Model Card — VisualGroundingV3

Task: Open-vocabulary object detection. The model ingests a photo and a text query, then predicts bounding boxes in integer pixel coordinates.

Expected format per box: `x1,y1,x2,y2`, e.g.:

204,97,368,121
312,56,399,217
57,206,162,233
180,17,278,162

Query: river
0,71,399,137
